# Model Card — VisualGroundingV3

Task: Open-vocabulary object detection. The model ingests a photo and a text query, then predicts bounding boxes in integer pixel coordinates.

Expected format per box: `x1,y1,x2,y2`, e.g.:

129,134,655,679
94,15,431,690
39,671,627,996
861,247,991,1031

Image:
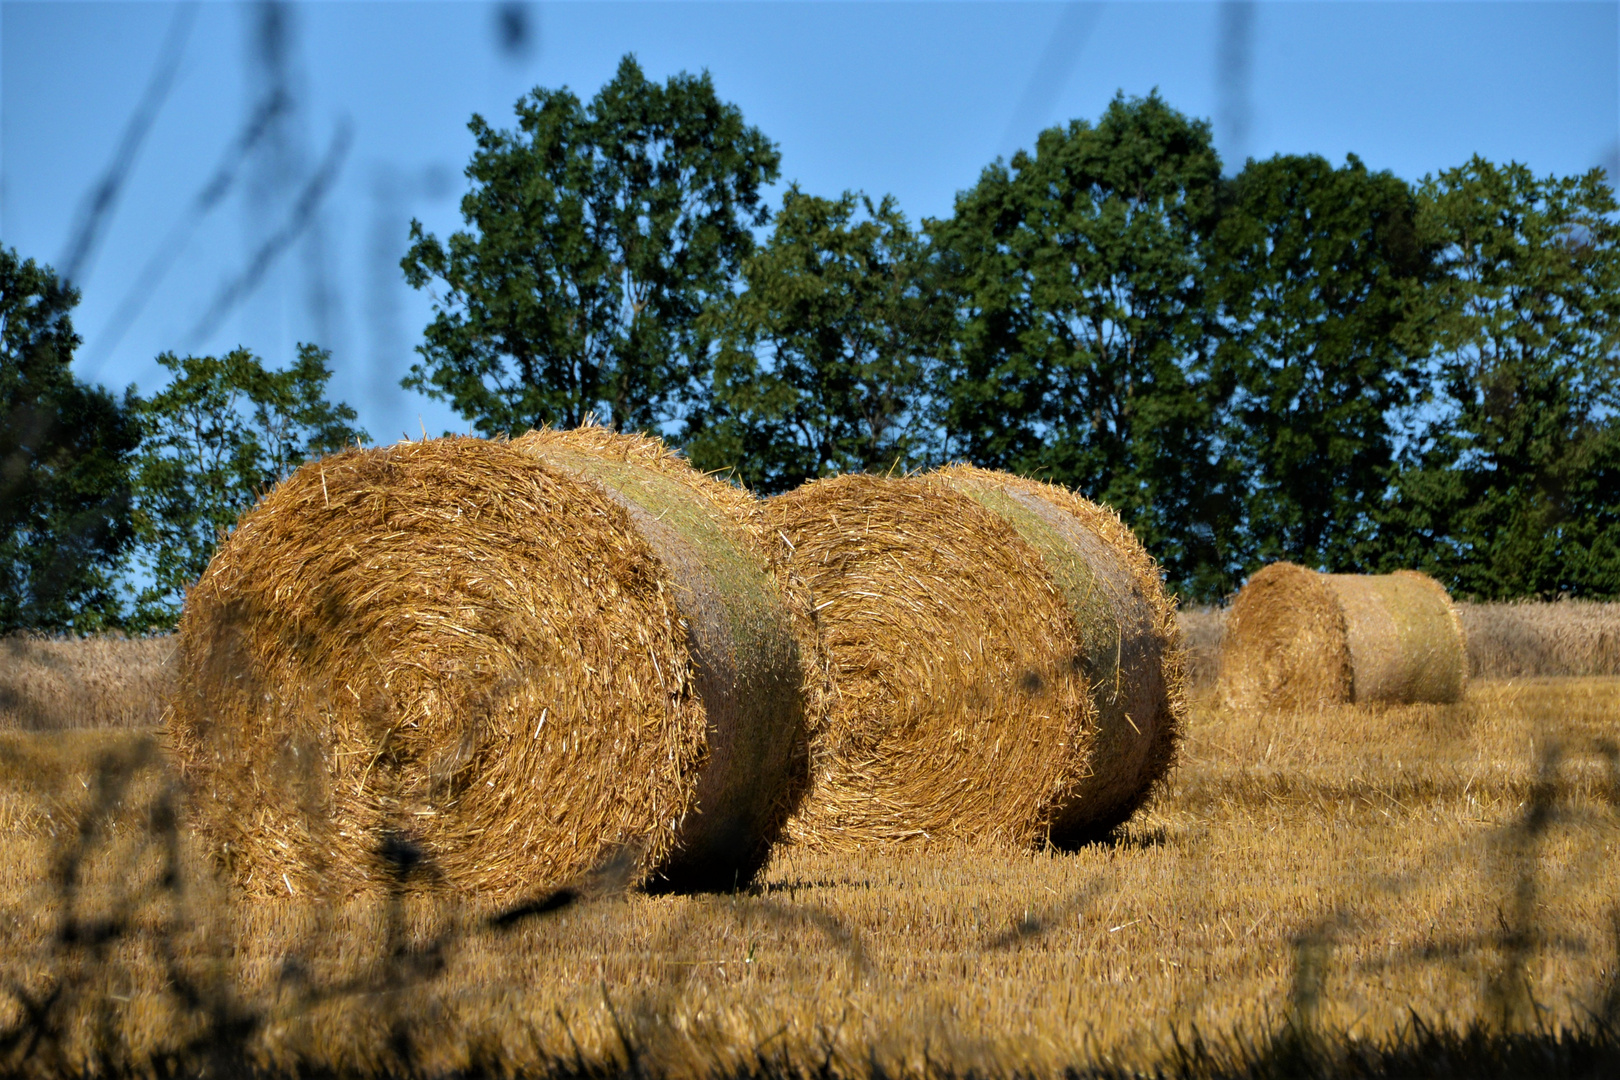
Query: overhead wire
83,90,291,375
56,1,200,289
185,119,353,349
1217,1,1257,171
997,3,1104,165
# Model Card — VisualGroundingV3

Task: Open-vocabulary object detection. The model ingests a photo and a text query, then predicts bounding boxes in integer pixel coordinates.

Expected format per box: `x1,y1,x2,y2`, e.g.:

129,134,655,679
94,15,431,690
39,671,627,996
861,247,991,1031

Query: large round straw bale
168,429,813,899
933,466,1187,839
763,467,1185,850
1218,562,1467,710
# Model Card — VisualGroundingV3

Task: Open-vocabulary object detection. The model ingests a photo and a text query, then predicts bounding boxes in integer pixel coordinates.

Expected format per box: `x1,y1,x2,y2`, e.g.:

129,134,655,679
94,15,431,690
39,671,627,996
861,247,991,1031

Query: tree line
401,57,1619,602
0,247,364,633
4,55,1616,631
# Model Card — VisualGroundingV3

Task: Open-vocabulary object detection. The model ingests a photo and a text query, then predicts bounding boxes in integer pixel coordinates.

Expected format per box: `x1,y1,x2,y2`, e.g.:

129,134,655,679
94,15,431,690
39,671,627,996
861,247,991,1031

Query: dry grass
1460,601,1620,680
0,634,173,731
1177,606,1225,690
3,665,1618,1076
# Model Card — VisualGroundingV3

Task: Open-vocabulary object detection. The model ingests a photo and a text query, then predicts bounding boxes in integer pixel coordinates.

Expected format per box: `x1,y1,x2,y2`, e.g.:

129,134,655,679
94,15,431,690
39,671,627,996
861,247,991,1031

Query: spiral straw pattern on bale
765,468,1185,851
168,429,813,899
1218,562,1468,711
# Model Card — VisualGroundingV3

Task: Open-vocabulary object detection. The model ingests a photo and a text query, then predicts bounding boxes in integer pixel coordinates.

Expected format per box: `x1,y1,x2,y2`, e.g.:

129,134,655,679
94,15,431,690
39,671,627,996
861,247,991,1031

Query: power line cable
1217,1,1257,172
365,163,455,427
998,3,1104,165
83,90,291,375
493,1,538,62
56,1,199,288
185,119,352,349
230,0,348,363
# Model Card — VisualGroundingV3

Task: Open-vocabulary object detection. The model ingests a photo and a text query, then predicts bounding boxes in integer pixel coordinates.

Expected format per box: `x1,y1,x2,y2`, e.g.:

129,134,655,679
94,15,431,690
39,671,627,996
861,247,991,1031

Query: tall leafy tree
1211,154,1435,576
129,344,365,627
931,92,1228,595
402,54,780,436
0,247,140,633
687,187,949,493
1386,158,1620,598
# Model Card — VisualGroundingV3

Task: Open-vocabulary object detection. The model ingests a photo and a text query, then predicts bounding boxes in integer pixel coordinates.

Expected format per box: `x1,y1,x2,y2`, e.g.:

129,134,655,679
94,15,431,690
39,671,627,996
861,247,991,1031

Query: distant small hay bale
1219,563,1467,710
168,429,812,899
764,466,1185,851
1218,564,1353,711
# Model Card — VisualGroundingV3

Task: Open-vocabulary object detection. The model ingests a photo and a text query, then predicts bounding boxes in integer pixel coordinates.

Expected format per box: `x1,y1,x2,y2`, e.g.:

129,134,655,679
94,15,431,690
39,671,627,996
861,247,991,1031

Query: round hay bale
763,467,1185,851
931,466,1187,840
168,429,813,899
1218,562,1467,710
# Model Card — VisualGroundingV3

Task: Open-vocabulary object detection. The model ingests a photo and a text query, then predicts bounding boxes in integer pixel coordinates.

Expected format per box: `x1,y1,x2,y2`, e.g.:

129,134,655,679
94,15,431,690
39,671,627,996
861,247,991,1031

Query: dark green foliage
0,247,140,634
1211,154,1436,581
128,344,365,629
1384,159,1620,599
930,92,1229,596
401,66,1619,601
686,187,949,493
401,53,780,436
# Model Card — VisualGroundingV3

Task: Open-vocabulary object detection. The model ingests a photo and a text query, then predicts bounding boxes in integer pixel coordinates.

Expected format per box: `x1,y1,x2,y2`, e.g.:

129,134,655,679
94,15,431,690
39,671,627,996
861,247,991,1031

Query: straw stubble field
1,648,1617,1076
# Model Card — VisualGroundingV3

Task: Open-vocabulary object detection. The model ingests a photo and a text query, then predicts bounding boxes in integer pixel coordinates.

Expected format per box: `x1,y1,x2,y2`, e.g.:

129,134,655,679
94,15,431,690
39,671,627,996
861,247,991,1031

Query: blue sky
2,1,1616,442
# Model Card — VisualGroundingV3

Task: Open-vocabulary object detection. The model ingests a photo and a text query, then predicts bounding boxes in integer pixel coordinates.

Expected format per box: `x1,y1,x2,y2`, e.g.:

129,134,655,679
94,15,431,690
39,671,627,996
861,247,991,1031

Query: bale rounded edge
511,426,820,892
1323,570,1467,705
765,472,1098,852
929,465,1187,845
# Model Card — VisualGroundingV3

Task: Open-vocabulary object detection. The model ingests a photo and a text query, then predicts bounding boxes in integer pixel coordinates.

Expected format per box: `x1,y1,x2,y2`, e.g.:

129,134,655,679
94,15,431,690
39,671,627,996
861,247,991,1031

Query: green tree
402,54,780,436
1211,154,1435,576
931,92,1229,596
0,247,140,633
129,344,366,627
686,187,949,493
1386,158,1620,598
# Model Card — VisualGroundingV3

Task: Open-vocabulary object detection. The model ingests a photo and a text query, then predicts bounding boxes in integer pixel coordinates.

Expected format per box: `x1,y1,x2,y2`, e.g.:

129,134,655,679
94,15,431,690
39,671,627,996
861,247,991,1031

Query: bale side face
1218,563,1354,711
168,437,712,899
512,427,815,892
930,465,1186,844
765,473,1096,851
1324,571,1467,705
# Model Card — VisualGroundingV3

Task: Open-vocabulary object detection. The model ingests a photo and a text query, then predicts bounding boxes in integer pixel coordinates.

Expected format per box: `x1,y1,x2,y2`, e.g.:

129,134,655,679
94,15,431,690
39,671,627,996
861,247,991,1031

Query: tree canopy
686,187,948,493
1385,158,1620,599
0,247,140,633
930,92,1228,593
394,68,1617,600
1211,153,1435,584
401,53,780,436
10,74,1620,632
